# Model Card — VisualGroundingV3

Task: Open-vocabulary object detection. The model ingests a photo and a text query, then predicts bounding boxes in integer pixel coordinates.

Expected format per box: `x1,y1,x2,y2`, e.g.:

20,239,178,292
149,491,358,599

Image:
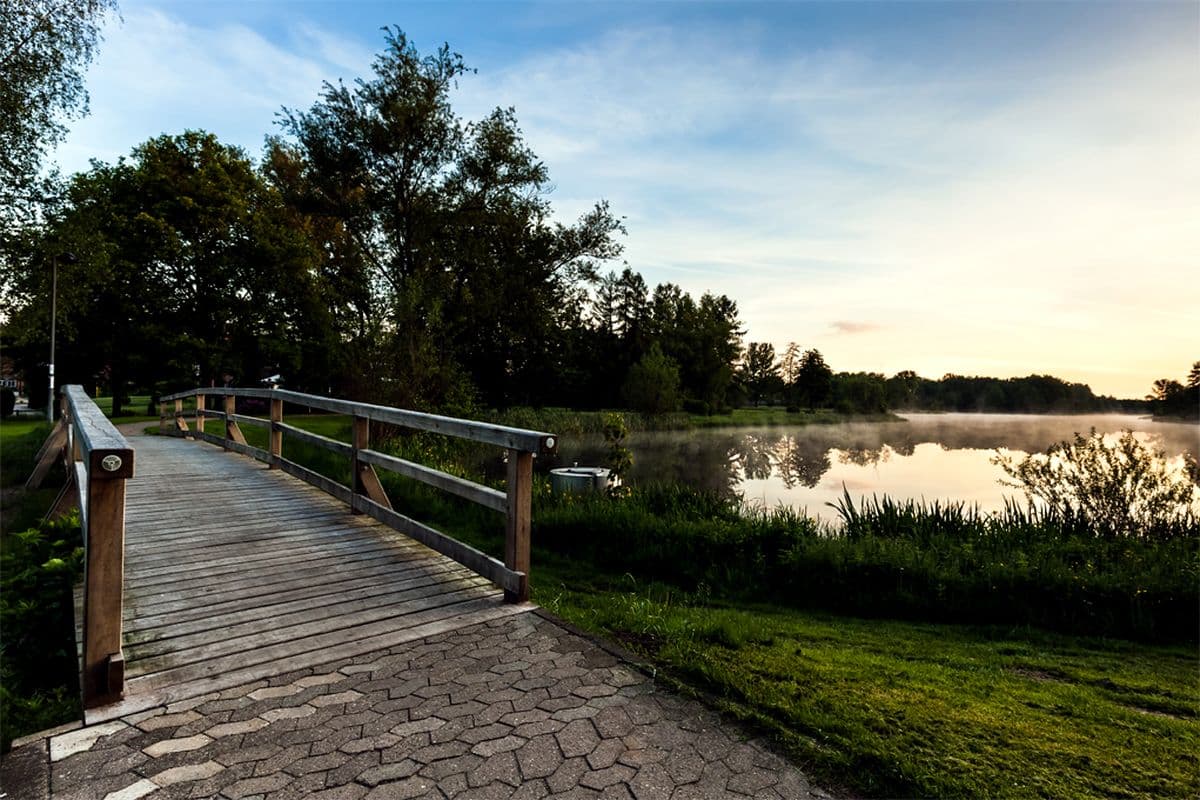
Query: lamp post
47,251,78,420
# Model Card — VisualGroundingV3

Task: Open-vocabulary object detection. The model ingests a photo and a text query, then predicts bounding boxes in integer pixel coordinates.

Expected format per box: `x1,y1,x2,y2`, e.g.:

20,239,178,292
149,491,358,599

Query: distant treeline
1147,363,1200,420
735,344,1145,415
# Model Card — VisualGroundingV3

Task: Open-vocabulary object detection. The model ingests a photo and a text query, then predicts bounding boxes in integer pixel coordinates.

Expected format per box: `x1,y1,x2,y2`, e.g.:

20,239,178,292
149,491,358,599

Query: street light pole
47,252,77,421
47,254,57,421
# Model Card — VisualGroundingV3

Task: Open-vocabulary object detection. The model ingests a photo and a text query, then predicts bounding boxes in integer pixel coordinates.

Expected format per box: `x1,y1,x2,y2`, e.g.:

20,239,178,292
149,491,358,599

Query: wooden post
269,395,283,467
195,393,206,436
174,398,188,436
159,401,167,433
82,462,127,707
223,394,246,446
504,450,533,603
352,416,391,510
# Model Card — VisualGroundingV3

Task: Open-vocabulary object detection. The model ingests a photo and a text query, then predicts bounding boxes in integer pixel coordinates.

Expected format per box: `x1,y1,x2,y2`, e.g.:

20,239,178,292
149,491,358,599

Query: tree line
1147,363,1200,419
0,29,1165,420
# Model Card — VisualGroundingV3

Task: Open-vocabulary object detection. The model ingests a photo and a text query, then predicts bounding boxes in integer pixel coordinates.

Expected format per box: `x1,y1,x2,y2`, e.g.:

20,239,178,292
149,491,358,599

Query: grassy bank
0,416,82,750
542,583,1199,799
488,405,902,433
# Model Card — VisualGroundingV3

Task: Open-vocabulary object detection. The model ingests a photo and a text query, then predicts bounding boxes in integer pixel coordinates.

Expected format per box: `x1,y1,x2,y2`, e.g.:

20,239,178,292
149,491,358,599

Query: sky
57,0,1199,399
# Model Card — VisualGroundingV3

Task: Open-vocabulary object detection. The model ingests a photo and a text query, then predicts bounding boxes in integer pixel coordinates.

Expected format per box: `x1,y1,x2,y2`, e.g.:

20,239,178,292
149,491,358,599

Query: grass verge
539,581,1199,799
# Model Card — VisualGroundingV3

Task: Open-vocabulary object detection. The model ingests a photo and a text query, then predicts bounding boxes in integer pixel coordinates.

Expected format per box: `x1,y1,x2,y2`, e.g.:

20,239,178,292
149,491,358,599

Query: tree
794,349,832,410
740,342,779,406
621,343,681,414
3,131,332,414
779,342,801,385
1187,361,1200,389
278,29,623,409
993,430,1198,539
0,0,118,223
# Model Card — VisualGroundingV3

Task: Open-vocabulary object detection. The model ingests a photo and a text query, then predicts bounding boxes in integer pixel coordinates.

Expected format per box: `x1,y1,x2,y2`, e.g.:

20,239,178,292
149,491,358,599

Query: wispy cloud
831,321,882,335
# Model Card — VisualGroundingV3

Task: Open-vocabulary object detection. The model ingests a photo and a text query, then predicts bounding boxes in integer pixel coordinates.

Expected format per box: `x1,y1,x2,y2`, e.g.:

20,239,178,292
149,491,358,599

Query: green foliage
1147,362,1200,419
277,29,624,410
4,132,333,411
1,515,84,750
621,344,682,414
527,481,1197,641
543,585,1199,799
601,412,632,482
738,342,780,406
993,429,1199,540
793,348,832,409
0,0,118,225
891,371,1143,413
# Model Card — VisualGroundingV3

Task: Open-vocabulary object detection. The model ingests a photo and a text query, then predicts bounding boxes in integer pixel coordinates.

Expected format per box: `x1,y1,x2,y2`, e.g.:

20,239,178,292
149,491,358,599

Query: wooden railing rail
28,385,134,708
158,387,556,602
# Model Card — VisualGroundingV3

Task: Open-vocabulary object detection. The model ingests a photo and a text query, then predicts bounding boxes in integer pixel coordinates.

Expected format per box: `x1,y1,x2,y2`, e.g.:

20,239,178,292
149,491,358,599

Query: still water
544,414,1199,522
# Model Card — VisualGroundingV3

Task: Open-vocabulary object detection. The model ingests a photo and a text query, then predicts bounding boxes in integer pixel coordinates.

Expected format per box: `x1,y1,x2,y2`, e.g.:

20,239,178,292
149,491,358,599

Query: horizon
55,0,1199,399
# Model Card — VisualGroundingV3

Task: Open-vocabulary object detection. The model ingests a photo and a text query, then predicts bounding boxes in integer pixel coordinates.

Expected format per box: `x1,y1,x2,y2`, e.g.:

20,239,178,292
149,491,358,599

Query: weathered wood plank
126,564,481,640
278,422,353,457
123,548,441,617
124,558,473,632
126,594,508,685
126,576,492,663
351,493,523,595
278,458,353,503
505,450,533,603
159,387,556,454
358,448,505,513
26,418,67,489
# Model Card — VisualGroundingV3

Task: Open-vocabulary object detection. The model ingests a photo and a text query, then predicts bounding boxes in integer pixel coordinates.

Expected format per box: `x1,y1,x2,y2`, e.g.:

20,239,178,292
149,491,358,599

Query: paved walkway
10,612,833,799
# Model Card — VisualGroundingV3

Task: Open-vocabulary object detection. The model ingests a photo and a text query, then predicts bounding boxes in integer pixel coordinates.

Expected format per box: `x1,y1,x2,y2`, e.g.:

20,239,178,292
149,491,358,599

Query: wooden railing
27,385,134,708
157,387,557,603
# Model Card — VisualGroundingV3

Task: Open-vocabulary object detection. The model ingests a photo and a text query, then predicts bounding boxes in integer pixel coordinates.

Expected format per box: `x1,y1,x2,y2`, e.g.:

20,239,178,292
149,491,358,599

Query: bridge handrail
28,385,134,708
158,387,554,602
158,387,557,455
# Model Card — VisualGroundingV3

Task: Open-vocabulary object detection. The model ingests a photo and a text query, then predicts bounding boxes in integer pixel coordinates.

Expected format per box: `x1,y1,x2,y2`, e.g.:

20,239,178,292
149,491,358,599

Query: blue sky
60,1,1199,397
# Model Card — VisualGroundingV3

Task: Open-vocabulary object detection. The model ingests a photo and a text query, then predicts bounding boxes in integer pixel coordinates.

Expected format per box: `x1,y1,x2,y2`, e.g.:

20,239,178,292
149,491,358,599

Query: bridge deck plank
88,434,528,723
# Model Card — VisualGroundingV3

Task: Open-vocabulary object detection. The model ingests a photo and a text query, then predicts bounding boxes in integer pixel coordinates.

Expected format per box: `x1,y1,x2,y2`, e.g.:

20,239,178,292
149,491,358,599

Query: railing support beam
505,450,533,603
269,395,283,467
82,467,127,707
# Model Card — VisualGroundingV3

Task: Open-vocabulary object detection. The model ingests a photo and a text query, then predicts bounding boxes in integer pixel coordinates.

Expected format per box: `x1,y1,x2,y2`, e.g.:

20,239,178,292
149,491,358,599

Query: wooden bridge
31,386,557,723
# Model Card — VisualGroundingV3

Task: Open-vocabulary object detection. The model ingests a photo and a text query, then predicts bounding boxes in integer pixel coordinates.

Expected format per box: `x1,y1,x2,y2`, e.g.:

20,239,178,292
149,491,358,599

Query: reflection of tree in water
732,434,776,481
771,436,833,488
547,413,1190,499
837,446,893,468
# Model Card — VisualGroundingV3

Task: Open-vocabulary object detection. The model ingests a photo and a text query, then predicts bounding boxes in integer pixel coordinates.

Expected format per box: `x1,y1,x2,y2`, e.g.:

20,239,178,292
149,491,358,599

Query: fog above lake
545,414,1199,522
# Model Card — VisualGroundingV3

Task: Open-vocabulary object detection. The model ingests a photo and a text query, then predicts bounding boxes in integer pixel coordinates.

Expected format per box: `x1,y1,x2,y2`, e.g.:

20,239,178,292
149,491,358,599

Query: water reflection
545,414,1198,521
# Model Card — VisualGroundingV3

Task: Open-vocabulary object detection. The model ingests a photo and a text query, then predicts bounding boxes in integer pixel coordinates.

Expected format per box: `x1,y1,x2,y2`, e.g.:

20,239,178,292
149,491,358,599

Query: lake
543,413,1199,522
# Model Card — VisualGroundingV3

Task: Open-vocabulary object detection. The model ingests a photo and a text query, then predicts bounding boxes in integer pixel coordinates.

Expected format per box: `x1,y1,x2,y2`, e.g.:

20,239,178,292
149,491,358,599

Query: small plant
602,412,632,494
992,429,1199,540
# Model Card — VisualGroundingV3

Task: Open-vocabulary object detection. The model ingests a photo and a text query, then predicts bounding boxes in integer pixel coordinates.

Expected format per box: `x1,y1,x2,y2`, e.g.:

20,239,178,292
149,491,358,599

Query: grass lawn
539,580,1199,799
689,406,902,427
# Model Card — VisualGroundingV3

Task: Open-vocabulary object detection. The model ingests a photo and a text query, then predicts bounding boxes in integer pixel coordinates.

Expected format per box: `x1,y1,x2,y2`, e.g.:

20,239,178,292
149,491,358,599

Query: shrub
992,430,1199,540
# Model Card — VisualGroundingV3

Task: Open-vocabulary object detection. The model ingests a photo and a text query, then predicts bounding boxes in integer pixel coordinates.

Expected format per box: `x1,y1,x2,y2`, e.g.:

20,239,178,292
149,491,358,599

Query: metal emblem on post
101,455,123,472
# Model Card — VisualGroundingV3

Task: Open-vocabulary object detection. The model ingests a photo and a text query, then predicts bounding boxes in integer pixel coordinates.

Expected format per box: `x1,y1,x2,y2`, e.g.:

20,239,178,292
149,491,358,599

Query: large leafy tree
4,131,331,414
0,0,118,224
794,348,833,410
277,29,623,409
740,342,779,406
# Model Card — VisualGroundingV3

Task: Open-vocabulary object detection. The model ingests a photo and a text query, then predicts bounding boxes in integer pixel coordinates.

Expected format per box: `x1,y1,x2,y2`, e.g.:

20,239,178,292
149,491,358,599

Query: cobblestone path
12,612,834,799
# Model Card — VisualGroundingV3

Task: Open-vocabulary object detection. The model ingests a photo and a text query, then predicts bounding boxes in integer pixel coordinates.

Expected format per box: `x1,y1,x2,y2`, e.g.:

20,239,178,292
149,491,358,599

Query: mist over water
545,414,1199,522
